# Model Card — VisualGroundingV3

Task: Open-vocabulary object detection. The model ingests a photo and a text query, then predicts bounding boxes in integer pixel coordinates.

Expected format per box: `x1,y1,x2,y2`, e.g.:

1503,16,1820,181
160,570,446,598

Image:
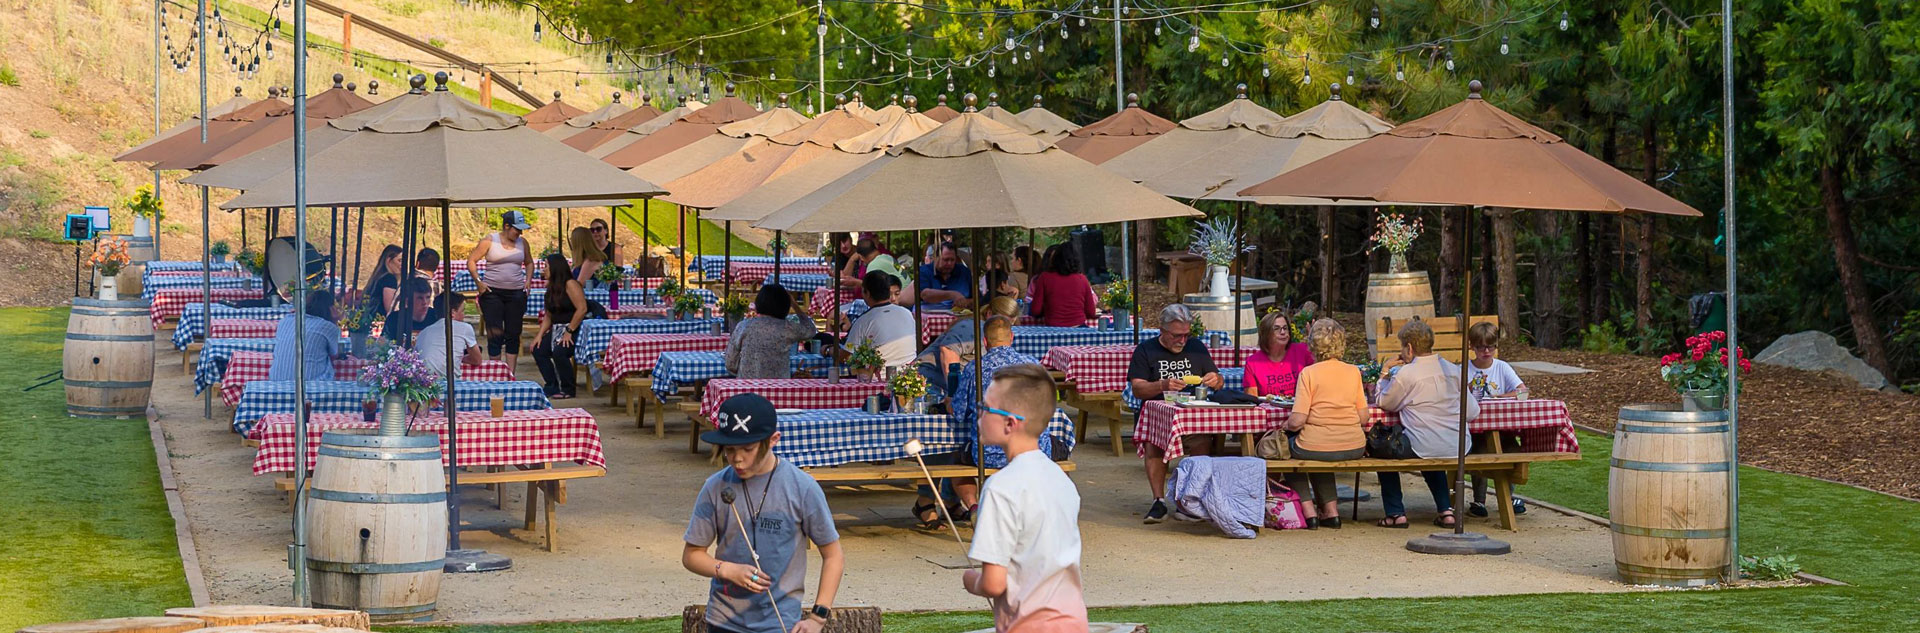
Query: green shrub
1740,553,1801,581
1579,322,1632,354
428,37,447,49
28,130,49,139
0,63,19,87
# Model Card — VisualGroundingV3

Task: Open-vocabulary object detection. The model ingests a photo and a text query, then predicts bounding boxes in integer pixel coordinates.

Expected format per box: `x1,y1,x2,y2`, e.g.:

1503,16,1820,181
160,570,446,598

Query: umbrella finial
890,93,900,105
1330,83,1343,101
368,79,379,96
1126,92,1140,108
332,73,344,88
963,93,979,112
408,74,427,94
988,92,999,107
612,90,623,103
643,93,653,106
779,93,790,108
938,93,949,107
725,82,737,97
1468,79,1484,99
1235,83,1248,99
903,94,918,112
346,82,357,93
552,90,562,100
1033,94,1044,108
267,86,280,98
233,86,244,97
433,71,450,92
678,94,688,106
835,92,847,108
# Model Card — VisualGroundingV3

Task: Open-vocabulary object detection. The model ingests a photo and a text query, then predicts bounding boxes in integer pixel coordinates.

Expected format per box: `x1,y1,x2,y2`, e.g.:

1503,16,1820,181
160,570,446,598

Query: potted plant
88,235,131,300
1366,212,1425,274
594,263,625,309
890,368,929,413
671,292,704,321
1101,280,1134,330
357,346,444,436
1659,330,1752,411
847,339,884,381
210,240,231,264
720,293,750,332
1190,313,1208,342
656,276,683,307
123,184,164,238
1356,359,1384,404
1187,217,1253,298
767,234,788,255
338,289,376,358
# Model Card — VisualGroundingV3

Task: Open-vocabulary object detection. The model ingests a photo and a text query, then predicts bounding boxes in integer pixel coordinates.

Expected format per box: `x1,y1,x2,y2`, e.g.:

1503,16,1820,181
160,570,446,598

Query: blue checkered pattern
650,351,832,400
173,304,294,349
231,379,552,434
572,317,727,366
526,287,718,316
1123,367,1245,411
688,255,824,279
140,275,258,301
144,260,240,273
192,338,277,392
763,274,830,294
449,270,478,293
772,408,1075,469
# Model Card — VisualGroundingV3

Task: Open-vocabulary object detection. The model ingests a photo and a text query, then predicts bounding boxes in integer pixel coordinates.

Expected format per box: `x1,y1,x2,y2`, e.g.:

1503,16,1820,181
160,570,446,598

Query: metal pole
441,201,462,552
1454,207,1472,536
643,202,653,304
1721,0,1741,583
724,220,733,298
1233,202,1245,364
1129,219,1140,345
152,0,163,260
972,227,986,480
198,0,211,420
677,204,686,287
772,230,783,284
1113,0,1130,287
816,0,826,115
352,207,365,284
289,0,311,606
400,207,416,342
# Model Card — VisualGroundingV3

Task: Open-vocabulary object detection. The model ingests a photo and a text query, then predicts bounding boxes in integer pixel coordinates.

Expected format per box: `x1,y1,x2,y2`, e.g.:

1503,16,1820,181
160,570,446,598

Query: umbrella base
1406,531,1510,556
444,548,513,573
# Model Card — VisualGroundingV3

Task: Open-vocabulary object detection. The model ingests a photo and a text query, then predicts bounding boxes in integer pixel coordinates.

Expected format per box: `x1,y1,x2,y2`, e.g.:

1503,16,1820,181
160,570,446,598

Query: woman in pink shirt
1244,311,1315,398
1026,247,1097,328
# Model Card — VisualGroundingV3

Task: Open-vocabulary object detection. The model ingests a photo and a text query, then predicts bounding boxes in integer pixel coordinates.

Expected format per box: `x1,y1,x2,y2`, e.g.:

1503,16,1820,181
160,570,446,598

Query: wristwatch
809,604,832,620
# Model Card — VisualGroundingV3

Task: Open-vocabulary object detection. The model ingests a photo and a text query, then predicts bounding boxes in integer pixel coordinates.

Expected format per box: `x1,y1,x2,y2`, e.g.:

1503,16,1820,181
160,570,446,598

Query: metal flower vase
1389,251,1410,274
1680,390,1727,412
1207,265,1231,298
350,330,370,358
97,276,120,301
376,393,410,436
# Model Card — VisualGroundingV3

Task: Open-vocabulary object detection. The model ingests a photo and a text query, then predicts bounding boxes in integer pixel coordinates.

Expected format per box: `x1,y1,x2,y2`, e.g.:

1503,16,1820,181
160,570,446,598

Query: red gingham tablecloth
250,408,606,474
150,287,262,328
1134,398,1580,461
209,318,278,339
697,378,889,423
1043,345,1255,393
601,333,730,383
810,287,860,318
219,352,514,407
916,313,1103,344
727,261,831,285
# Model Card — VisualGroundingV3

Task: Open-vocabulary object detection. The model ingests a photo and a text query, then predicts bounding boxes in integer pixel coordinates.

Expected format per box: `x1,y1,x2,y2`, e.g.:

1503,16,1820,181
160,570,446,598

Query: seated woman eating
1276,318,1369,529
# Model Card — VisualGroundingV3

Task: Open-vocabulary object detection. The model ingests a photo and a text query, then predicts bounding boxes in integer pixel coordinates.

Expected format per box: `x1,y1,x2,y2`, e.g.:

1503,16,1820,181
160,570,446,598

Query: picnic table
697,378,889,422
600,333,731,385
1133,398,1581,462
1043,345,1255,394
726,261,833,285
691,255,822,279
915,312,1101,344
250,408,606,473
143,260,241,273
810,287,860,317
192,337,276,392
219,351,514,407
153,288,270,331
232,379,551,434
525,287,717,317
140,274,256,301
571,317,726,367
773,408,1076,469
649,351,834,401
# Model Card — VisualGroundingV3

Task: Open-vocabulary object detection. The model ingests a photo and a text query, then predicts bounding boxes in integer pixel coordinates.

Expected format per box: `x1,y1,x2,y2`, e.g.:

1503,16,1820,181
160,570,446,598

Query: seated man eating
1128,304,1224,524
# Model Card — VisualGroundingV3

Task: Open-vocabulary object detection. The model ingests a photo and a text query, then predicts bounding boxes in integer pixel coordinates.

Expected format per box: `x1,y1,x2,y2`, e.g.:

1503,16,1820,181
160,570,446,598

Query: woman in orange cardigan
1279,318,1370,529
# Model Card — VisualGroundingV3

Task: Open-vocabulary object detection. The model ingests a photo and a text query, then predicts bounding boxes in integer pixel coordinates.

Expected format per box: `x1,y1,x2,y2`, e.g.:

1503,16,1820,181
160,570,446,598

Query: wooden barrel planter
18,617,207,633
64,298,155,419
682,605,882,633
127,235,158,263
1182,292,1256,347
1363,271,1435,354
161,607,368,630
1608,404,1732,587
305,431,447,622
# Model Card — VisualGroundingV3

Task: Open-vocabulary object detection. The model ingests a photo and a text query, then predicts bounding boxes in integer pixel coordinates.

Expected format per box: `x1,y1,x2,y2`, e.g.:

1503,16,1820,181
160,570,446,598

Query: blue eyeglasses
982,406,1026,422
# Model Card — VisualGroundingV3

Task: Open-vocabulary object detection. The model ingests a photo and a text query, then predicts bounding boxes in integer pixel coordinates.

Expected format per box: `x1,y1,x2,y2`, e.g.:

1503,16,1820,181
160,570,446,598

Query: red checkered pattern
219,352,514,407
917,313,1106,344
697,378,888,423
250,408,606,474
810,287,860,317
1044,345,1255,393
209,319,278,339
1134,398,1581,461
600,333,729,383
150,287,262,328
726,261,830,284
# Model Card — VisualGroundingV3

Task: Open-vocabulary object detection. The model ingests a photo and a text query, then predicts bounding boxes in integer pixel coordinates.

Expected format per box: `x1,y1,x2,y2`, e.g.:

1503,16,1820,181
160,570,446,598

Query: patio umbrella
155,75,378,172
706,96,941,223
183,90,424,191
1015,95,1080,145
1053,93,1177,165
845,93,884,123
115,86,251,160
869,95,906,122
921,94,961,123
562,95,667,152
522,91,589,132
115,91,290,165
1120,84,1396,203
586,95,708,158
542,91,631,141
625,94,805,185
599,84,763,169
1100,83,1287,189
977,93,1043,137
661,102,879,209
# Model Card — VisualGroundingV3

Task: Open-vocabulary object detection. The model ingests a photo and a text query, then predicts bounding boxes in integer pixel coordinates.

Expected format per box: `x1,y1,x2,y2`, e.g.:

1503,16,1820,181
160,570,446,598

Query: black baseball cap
702,393,778,446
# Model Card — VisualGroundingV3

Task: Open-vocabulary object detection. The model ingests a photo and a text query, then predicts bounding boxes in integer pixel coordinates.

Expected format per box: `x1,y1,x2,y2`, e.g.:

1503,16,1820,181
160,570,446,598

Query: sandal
1376,515,1409,529
910,503,942,530
1433,511,1457,528
946,502,975,527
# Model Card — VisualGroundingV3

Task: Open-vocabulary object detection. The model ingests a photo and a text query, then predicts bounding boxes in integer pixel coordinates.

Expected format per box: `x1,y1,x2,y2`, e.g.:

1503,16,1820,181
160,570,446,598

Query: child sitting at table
1465,321,1528,518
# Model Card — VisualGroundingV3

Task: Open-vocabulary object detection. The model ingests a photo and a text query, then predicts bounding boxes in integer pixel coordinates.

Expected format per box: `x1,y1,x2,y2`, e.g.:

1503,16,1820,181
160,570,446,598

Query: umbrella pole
973,227,986,481
241,210,248,255
352,207,365,285
442,201,510,574
677,204,686,288
290,7,310,602
399,207,416,343
1234,202,1245,365
1128,221,1140,346
643,202,652,304
1720,0,1742,583
724,220,733,299
772,230,782,284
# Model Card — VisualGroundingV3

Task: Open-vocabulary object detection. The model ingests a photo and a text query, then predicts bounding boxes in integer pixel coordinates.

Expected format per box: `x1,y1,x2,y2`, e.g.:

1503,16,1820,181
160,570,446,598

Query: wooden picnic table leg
1109,415,1125,457
608,379,621,407
1492,470,1518,531
543,481,559,552
1240,433,1256,457
653,391,668,438
688,415,702,454
523,482,539,531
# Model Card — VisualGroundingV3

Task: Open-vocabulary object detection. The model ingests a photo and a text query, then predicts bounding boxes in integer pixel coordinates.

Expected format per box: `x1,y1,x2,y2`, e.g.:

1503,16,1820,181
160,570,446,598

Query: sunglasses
590,226,607,233
982,406,1026,422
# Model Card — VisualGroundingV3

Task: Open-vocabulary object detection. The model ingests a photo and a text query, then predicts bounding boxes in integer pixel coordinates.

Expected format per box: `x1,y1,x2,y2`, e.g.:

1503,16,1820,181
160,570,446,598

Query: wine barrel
64,298,155,419
1608,404,1732,587
306,431,447,622
127,235,158,263
1182,292,1256,347
1364,271,1435,354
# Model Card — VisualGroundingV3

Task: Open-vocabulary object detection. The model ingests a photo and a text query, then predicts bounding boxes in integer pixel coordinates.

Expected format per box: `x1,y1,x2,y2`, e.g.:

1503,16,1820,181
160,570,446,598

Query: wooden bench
804,461,1077,483
1060,388,1131,457
1374,315,1499,364
276,463,606,552
1264,451,1575,530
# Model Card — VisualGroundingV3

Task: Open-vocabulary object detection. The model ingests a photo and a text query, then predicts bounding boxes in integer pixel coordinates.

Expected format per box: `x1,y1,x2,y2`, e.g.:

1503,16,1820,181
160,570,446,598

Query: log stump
161,607,368,631
17,617,207,633
196,626,365,633
681,605,882,633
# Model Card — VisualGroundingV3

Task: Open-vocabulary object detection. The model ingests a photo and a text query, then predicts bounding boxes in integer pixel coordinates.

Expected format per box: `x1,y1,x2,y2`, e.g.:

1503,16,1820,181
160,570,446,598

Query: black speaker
264,236,329,295
1070,226,1109,279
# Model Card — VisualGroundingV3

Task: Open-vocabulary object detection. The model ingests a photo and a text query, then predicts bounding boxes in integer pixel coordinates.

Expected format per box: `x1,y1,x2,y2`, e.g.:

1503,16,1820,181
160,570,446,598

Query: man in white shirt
841,270,917,368
416,291,481,379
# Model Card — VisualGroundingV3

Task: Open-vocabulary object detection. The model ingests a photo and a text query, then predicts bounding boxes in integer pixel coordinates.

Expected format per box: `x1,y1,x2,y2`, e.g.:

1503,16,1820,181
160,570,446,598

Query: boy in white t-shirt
416,292,481,379
961,363,1089,633
1465,322,1528,517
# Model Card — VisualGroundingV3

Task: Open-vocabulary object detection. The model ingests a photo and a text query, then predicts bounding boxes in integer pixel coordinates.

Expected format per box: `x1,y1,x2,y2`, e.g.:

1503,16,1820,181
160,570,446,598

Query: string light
1188,35,1199,52
533,20,541,42
1154,21,1162,36
1346,68,1355,85
1301,54,1311,84
1262,65,1270,78
1559,11,1570,31
1370,7,1381,29
1444,51,1455,71
1395,60,1405,81
1500,34,1510,55
1220,53,1228,67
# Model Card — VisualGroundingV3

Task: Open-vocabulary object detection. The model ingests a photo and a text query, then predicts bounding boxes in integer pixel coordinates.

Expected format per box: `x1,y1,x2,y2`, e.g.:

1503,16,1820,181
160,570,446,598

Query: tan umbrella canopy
1101,84,1287,187
183,91,422,191
661,105,877,209
623,95,803,185
1053,93,1176,164
1112,85,1396,203
220,76,664,209
921,94,961,123
869,95,905,122
1016,95,1081,144
587,96,706,158
599,85,762,169
542,91,630,141
115,86,252,160
705,97,942,223
1238,81,1701,216
522,90,589,132
116,91,290,165
978,93,1042,136
154,76,378,172
844,94,884,123
754,95,1201,233
562,95,667,151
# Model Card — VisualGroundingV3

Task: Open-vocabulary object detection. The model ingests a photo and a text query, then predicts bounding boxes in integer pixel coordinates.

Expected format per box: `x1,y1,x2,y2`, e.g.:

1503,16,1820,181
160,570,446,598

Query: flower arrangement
537,245,560,261
847,339,884,374
767,234,788,254
1357,359,1384,384
210,240,231,260
1368,213,1425,273
123,184,165,221
358,346,444,405
1659,330,1751,395
89,235,131,277
338,289,375,333
671,292,704,317
657,276,684,301
719,293,751,317
1187,217,1253,267
889,367,928,401
235,249,265,275
1190,313,1208,338
593,263,625,284
1100,280,1134,312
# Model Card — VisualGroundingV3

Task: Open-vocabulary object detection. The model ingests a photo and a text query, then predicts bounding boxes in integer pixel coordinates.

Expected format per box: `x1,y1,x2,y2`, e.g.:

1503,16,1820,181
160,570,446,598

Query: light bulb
1188,35,1199,52
1078,17,1086,27
1560,11,1570,31
1370,7,1381,29
816,20,826,36
1154,23,1162,36
1005,31,1015,50
889,60,895,72
1062,27,1069,39
1347,71,1355,85
906,45,912,56
533,21,541,42
771,71,776,80
1221,54,1228,67
837,58,843,69
1302,69,1311,85
1011,54,1018,66
988,63,996,78
1262,65,1270,78
781,24,786,35
1445,54,1454,71
947,80,955,92
1395,62,1405,81
1038,42,1045,53
1500,34,1510,55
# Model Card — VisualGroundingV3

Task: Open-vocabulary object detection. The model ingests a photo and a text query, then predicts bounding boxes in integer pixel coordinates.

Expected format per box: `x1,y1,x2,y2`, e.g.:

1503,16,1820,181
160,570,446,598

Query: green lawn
617,200,768,259
0,308,192,631
5,302,1916,631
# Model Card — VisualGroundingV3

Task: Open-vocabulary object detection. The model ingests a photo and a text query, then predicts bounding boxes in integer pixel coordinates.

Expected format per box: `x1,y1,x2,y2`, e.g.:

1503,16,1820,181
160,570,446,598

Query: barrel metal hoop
71,307,154,317
1614,562,1724,579
67,404,147,413
321,432,442,449
65,333,156,342
65,380,155,389
1364,299,1437,308
1367,277,1430,286
306,558,446,574
1609,458,1729,473
308,488,446,504
1616,423,1731,435
1617,405,1730,423
317,446,443,461
1609,522,1729,539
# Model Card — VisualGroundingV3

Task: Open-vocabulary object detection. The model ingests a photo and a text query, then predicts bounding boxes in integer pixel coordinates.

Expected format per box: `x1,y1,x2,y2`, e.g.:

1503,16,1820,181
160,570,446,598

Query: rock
1754,331,1892,391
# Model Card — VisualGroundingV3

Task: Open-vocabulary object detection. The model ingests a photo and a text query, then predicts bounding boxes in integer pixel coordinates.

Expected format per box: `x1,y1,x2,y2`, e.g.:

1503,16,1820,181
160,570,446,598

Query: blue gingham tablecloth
573,317,726,366
689,255,823,279
193,338,276,392
174,304,294,349
773,408,1075,469
141,275,258,301
650,351,832,400
231,379,552,434
144,260,240,273
764,274,830,294
525,287,718,316
1123,367,1245,411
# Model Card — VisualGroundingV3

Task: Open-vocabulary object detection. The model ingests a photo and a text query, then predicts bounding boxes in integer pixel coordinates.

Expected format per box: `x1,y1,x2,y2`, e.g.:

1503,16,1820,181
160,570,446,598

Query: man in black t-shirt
382,278,439,348
1127,304,1224,524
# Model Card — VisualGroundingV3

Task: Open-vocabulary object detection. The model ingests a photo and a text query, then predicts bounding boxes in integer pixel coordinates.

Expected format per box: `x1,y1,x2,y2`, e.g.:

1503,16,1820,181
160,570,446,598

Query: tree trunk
1478,215,1495,315
1636,119,1657,333
1575,213,1592,331
1133,219,1154,284
1437,209,1460,315
1533,211,1565,348
1819,164,1893,378
1318,206,1335,310
1592,120,1618,325
1489,208,1521,342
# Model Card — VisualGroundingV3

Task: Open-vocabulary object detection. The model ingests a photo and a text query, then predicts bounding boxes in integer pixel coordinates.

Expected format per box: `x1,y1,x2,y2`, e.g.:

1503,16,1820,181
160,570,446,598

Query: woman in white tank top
467,210,534,369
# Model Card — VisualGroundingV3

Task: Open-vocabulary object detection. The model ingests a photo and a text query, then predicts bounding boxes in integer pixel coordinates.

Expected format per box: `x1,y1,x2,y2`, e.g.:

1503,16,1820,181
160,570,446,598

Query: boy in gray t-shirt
683,394,844,633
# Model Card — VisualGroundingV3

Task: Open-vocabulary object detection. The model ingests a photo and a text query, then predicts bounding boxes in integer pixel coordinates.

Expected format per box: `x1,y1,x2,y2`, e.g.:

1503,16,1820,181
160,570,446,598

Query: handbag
1366,422,1418,460
1265,478,1309,530
1255,430,1291,459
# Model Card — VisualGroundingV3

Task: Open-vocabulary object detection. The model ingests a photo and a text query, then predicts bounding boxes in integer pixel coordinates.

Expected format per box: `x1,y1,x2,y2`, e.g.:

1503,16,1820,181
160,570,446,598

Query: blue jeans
1379,470,1453,517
